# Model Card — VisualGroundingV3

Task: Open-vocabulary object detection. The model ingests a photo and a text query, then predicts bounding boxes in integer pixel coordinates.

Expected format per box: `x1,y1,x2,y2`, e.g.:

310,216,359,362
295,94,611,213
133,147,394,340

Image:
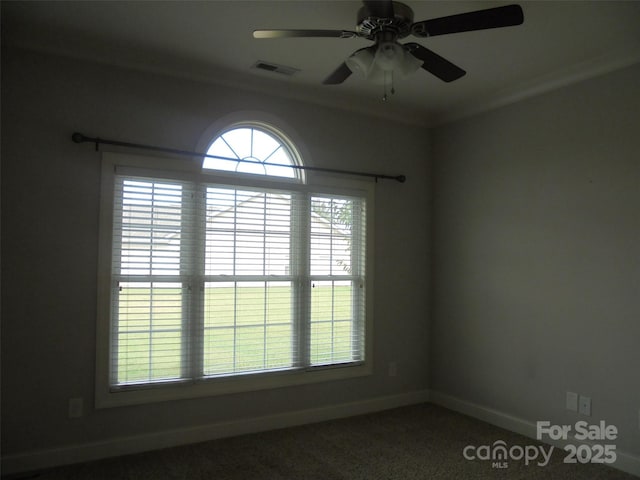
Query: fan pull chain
391,70,396,96
382,71,396,102
382,71,388,101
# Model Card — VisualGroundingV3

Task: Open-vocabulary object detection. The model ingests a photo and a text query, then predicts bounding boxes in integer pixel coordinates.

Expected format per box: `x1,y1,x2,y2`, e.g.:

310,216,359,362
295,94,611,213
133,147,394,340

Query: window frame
203,122,305,181
96,152,374,408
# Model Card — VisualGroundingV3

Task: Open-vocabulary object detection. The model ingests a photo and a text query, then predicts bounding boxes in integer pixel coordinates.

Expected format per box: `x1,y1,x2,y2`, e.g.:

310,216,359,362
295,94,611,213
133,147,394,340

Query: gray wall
1,48,431,454
4,44,639,462
430,63,640,454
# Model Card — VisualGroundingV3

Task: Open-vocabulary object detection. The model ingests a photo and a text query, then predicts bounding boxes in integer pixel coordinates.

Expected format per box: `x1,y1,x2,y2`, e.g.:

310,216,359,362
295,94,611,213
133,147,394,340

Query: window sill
96,362,372,409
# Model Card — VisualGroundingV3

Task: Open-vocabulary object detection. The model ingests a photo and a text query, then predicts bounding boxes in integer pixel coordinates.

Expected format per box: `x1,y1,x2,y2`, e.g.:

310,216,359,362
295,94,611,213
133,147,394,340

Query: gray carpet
20,403,637,479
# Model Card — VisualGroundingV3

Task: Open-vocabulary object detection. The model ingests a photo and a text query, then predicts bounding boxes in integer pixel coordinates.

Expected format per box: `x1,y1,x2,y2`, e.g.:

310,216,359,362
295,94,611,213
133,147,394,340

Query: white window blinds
203,187,295,375
109,174,367,389
309,197,366,366
112,179,194,385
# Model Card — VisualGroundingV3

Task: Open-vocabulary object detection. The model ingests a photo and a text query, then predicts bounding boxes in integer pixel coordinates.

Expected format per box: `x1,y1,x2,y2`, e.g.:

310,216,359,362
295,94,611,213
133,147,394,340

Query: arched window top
203,123,303,180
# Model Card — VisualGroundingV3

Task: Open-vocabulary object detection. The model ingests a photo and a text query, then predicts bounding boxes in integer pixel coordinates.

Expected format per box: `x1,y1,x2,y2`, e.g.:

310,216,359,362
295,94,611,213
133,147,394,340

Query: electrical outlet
578,396,591,416
566,392,578,412
68,397,84,418
388,362,397,377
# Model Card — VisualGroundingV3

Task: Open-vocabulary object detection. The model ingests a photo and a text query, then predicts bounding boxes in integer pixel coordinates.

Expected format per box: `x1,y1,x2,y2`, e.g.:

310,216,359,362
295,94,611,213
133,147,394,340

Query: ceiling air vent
252,61,300,76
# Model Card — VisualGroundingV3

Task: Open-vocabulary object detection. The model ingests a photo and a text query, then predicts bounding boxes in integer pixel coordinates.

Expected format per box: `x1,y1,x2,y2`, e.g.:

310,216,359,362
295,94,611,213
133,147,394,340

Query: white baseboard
429,390,640,478
1,389,430,475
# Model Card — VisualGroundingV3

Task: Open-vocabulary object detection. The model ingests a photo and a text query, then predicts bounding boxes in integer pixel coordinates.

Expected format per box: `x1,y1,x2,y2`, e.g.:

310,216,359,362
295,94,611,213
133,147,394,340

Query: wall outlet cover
566,391,578,412
578,395,591,416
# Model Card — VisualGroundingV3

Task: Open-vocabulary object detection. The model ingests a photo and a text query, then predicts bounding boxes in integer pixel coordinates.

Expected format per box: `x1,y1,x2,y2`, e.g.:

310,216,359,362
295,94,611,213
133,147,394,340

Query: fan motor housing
356,2,414,40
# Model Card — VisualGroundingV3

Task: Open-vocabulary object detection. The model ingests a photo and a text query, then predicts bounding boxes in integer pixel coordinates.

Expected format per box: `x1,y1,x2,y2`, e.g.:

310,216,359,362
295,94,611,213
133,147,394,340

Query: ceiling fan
253,1,524,88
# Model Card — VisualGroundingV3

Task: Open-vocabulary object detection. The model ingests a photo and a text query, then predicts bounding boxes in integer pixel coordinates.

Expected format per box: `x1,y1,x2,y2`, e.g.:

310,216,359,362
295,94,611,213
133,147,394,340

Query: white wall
1,48,431,458
430,63,640,456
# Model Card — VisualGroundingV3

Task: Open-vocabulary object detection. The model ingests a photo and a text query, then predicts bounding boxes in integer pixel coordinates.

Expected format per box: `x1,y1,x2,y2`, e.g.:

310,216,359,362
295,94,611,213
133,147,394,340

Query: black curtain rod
71,132,406,183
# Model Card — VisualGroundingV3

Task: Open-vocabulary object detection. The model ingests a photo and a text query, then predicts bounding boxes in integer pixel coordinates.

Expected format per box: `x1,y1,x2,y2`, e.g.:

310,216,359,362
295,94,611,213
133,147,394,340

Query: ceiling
3,1,640,126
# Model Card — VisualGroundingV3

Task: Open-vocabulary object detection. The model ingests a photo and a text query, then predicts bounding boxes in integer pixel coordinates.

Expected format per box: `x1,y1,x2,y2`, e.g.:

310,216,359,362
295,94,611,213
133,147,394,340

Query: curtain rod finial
72,132,86,143
396,175,406,183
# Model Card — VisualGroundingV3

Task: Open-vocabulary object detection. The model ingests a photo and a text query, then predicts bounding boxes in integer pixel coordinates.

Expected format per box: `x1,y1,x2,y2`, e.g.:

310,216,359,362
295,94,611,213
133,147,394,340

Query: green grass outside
116,284,357,384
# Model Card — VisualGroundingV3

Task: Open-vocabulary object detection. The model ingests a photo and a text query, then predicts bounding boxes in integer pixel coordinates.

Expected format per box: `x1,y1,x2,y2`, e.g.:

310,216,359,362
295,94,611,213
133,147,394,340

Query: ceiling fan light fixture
396,48,422,76
364,64,390,85
374,42,403,71
345,48,375,76
346,42,421,84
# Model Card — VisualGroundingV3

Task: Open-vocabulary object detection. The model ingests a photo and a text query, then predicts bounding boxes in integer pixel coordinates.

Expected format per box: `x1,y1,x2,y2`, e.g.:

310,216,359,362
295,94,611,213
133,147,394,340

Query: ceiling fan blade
253,29,357,39
323,62,353,85
412,4,524,37
363,0,394,18
405,43,465,82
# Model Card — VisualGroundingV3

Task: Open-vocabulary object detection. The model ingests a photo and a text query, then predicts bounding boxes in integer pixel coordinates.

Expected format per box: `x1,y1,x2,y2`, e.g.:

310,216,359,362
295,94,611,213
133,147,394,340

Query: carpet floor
19,403,637,479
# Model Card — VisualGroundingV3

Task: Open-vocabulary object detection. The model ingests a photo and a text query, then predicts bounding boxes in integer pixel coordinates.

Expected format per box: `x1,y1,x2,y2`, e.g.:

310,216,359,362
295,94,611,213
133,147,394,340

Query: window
203,124,300,178
96,124,372,406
